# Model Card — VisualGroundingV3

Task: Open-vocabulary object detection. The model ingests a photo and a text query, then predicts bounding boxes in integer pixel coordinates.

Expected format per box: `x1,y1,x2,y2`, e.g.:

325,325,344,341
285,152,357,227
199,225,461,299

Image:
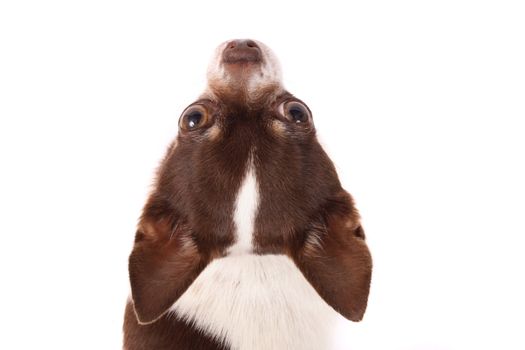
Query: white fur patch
229,163,259,255
170,255,339,350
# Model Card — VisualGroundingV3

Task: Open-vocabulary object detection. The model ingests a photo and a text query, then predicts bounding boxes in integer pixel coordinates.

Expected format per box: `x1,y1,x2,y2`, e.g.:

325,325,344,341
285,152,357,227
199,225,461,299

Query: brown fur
124,302,228,350
124,40,372,349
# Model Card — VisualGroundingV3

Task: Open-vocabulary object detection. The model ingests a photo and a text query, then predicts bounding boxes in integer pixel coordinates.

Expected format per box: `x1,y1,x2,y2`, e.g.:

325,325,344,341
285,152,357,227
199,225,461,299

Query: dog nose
228,39,259,50
222,39,262,63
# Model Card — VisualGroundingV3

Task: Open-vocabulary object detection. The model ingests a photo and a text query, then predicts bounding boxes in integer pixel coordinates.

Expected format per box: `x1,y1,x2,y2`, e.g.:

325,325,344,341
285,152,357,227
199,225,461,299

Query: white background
1,1,524,349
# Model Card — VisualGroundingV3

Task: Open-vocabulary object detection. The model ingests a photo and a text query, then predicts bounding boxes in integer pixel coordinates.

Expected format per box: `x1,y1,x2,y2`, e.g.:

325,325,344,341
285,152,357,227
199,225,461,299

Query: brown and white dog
123,39,372,350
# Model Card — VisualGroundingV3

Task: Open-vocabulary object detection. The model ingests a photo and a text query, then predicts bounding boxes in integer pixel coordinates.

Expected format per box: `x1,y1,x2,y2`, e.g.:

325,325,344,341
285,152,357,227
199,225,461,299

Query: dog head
128,39,372,325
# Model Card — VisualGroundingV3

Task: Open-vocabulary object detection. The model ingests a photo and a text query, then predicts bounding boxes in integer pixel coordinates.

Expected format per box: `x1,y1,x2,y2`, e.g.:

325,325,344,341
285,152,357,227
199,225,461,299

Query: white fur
229,164,259,255
205,40,284,98
170,255,339,350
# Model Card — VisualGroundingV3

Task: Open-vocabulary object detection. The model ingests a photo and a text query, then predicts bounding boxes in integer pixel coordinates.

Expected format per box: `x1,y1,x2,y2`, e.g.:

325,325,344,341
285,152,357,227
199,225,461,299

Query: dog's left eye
179,104,210,131
278,100,311,124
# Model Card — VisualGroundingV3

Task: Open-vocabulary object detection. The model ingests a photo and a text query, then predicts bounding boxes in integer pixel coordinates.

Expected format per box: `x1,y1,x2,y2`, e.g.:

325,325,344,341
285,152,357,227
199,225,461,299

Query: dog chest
170,254,338,350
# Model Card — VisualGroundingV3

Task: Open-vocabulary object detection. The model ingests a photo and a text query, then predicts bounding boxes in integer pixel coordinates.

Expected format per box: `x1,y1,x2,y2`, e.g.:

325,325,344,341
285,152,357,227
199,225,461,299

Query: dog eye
279,100,311,124
179,105,209,131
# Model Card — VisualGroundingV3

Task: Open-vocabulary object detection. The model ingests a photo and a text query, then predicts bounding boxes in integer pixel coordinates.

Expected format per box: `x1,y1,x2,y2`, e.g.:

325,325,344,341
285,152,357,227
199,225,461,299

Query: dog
123,39,372,350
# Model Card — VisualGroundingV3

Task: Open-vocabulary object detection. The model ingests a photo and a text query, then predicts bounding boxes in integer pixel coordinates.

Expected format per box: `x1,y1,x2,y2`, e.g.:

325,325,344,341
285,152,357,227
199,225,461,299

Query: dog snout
222,39,262,63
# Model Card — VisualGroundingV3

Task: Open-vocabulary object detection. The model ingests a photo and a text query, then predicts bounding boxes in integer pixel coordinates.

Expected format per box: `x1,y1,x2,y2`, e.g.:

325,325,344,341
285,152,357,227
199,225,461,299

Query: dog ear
128,197,208,324
292,191,372,322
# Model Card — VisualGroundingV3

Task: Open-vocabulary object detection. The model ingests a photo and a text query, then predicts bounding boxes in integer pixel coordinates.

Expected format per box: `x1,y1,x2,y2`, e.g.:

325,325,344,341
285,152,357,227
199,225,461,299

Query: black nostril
245,40,258,48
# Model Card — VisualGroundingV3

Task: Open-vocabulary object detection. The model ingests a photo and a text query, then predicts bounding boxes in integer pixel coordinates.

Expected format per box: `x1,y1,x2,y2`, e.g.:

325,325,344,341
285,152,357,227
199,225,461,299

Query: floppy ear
292,191,372,322
128,198,208,324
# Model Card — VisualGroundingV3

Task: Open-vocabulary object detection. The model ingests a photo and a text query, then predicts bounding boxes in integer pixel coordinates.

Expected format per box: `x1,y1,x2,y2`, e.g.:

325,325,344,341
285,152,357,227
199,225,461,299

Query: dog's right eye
277,100,312,125
179,105,210,131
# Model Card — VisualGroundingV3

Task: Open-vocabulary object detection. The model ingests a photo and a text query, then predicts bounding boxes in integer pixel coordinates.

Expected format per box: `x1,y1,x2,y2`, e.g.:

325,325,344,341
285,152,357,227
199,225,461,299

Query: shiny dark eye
186,111,202,128
279,100,311,124
179,105,209,131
